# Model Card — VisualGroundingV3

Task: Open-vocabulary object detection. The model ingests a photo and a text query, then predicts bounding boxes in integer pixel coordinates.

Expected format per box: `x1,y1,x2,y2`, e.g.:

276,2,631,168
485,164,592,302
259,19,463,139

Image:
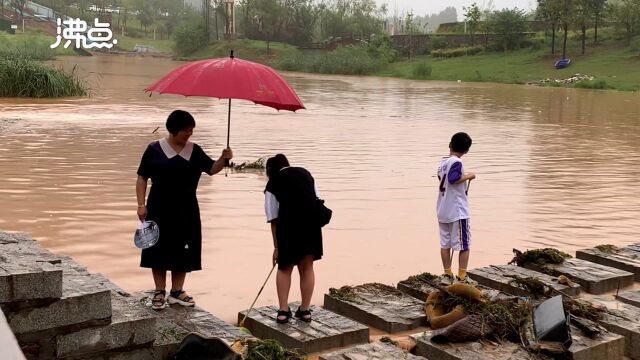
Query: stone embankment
4,229,640,359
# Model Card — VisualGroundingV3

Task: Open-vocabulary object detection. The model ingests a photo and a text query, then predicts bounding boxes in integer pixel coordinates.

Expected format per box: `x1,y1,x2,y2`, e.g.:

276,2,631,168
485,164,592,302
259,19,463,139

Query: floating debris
231,157,266,171
506,275,551,298
380,336,398,346
538,73,596,85
510,248,572,267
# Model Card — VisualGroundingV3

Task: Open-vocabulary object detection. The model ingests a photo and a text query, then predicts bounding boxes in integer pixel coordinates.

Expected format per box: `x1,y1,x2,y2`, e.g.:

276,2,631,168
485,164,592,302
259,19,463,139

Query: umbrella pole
225,98,231,169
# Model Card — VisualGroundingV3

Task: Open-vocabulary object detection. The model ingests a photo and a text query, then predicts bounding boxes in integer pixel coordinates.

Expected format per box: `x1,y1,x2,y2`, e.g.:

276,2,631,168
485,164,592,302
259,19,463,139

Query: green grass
376,41,640,91
176,39,300,64
0,31,76,59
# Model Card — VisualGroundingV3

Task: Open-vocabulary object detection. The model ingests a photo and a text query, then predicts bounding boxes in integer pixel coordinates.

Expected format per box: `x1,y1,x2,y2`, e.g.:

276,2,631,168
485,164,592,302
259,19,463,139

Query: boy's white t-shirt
436,156,470,223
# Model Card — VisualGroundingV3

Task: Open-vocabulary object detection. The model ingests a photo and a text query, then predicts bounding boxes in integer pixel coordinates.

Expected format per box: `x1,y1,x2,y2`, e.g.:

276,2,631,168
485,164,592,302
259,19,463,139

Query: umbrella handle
225,98,231,167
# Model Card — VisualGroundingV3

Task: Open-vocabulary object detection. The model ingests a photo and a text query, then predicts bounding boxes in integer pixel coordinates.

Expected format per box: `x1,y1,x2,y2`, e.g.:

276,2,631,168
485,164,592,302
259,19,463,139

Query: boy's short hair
450,132,472,153
166,110,196,135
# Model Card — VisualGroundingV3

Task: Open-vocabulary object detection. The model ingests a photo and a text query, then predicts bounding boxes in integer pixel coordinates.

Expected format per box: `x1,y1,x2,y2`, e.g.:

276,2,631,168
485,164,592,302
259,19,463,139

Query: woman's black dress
266,167,323,269
137,141,214,272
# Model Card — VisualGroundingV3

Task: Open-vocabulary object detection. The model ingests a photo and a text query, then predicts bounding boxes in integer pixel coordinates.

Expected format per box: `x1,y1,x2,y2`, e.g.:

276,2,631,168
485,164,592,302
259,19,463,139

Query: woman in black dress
136,110,232,310
264,154,323,323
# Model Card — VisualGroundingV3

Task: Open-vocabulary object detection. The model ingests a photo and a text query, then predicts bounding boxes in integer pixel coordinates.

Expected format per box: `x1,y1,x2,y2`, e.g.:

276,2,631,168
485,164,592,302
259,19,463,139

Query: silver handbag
134,221,160,249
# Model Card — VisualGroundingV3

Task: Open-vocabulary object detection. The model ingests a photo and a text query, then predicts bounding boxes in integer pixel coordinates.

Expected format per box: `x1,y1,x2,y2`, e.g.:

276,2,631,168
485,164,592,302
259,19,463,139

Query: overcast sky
376,0,536,19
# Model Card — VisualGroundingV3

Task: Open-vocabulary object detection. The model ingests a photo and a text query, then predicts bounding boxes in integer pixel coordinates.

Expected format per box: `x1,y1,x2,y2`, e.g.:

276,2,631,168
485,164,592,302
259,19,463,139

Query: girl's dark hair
450,132,472,153
266,154,290,178
166,110,196,135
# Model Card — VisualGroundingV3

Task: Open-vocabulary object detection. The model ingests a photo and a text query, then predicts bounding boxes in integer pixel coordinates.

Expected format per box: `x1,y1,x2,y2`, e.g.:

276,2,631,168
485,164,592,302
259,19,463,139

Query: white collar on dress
159,138,194,161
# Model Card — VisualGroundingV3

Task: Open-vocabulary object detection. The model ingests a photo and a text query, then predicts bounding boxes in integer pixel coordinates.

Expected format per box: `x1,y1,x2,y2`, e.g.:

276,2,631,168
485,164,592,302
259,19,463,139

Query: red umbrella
145,51,305,149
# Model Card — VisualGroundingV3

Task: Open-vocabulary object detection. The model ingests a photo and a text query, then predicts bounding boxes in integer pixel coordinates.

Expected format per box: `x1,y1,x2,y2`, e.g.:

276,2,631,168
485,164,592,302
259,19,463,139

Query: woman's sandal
151,290,167,311
276,308,292,324
294,307,312,322
168,289,195,307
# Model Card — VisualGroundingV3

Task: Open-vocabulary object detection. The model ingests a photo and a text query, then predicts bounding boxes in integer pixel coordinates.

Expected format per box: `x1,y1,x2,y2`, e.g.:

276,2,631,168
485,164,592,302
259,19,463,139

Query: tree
557,0,576,59
490,8,528,52
576,0,591,54
463,2,482,44
608,0,640,46
537,0,562,54
589,0,607,43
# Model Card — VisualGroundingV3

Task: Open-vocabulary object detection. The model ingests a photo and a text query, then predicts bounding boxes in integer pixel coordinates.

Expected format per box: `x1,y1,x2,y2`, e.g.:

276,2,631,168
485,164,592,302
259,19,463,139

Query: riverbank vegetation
0,57,88,97
3,0,640,91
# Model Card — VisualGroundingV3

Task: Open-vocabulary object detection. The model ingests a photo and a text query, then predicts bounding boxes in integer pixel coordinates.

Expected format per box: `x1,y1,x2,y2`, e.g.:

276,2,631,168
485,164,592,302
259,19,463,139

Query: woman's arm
136,176,148,221
210,148,233,175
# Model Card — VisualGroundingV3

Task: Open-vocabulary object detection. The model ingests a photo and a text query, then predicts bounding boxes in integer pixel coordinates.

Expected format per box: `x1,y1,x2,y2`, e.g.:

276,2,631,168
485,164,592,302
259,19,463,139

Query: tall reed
0,57,88,97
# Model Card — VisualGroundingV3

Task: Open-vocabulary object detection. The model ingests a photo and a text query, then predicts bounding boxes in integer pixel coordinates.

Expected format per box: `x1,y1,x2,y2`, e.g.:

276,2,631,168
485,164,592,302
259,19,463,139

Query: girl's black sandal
276,308,292,324
294,307,312,322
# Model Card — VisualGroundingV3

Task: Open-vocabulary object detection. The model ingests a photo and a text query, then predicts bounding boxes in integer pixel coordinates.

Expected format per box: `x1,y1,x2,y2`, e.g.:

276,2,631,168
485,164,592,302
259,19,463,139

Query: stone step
133,291,251,359
323,283,427,333
468,265,581,297
523,258,634,294
55,290,156,359
397,273,516,304
319,342,428,360
411,325,624,360
238,303,369,354
614,289,640,308
576,246,640,281
411,330,549,360
0,232,63,303
2,257,112,338
589,296,640,360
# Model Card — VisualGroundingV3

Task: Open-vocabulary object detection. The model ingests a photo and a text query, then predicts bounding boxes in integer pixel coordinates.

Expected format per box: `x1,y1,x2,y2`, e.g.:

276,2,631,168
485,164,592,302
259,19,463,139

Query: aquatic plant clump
594,244,619,254
231,157,266,171
245,339,304,360
402,272,439,288
507,275,551,298
380,336,398,346
329,286,361,303
509,248,572,267
0,57,88,98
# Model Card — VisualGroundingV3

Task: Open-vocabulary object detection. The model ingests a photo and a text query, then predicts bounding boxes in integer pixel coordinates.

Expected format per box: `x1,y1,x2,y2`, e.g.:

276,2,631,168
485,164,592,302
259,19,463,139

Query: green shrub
574,80,613,89
274,45,391,75
430,36,449,50
431,46,483,58
0,57,88,97
413,62,432,79
172,22,208,56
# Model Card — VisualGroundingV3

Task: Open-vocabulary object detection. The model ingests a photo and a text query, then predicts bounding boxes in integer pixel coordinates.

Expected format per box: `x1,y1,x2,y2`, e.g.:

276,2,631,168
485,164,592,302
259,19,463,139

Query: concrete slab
323,283,427,333
411,331,549,360
589,297,640,360
468,265,581,297
319,342,428,360
238,303,369,354
411,325,624,360
55,292,156,359
0,231,63,303
576,247,640,281
523,258,634,294
2,258,112,336
397,273,440,301
615,289,640,308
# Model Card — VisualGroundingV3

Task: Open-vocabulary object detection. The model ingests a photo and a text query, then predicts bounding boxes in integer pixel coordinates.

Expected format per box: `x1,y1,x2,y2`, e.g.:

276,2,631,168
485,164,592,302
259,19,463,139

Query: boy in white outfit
436,132,475,283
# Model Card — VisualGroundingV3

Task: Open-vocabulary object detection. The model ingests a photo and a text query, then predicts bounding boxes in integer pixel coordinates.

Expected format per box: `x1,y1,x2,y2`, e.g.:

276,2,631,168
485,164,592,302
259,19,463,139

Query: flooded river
1,55,639,321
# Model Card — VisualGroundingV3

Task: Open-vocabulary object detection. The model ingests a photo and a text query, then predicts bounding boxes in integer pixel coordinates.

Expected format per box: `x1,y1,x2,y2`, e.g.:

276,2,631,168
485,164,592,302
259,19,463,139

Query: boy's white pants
439,219,471,251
